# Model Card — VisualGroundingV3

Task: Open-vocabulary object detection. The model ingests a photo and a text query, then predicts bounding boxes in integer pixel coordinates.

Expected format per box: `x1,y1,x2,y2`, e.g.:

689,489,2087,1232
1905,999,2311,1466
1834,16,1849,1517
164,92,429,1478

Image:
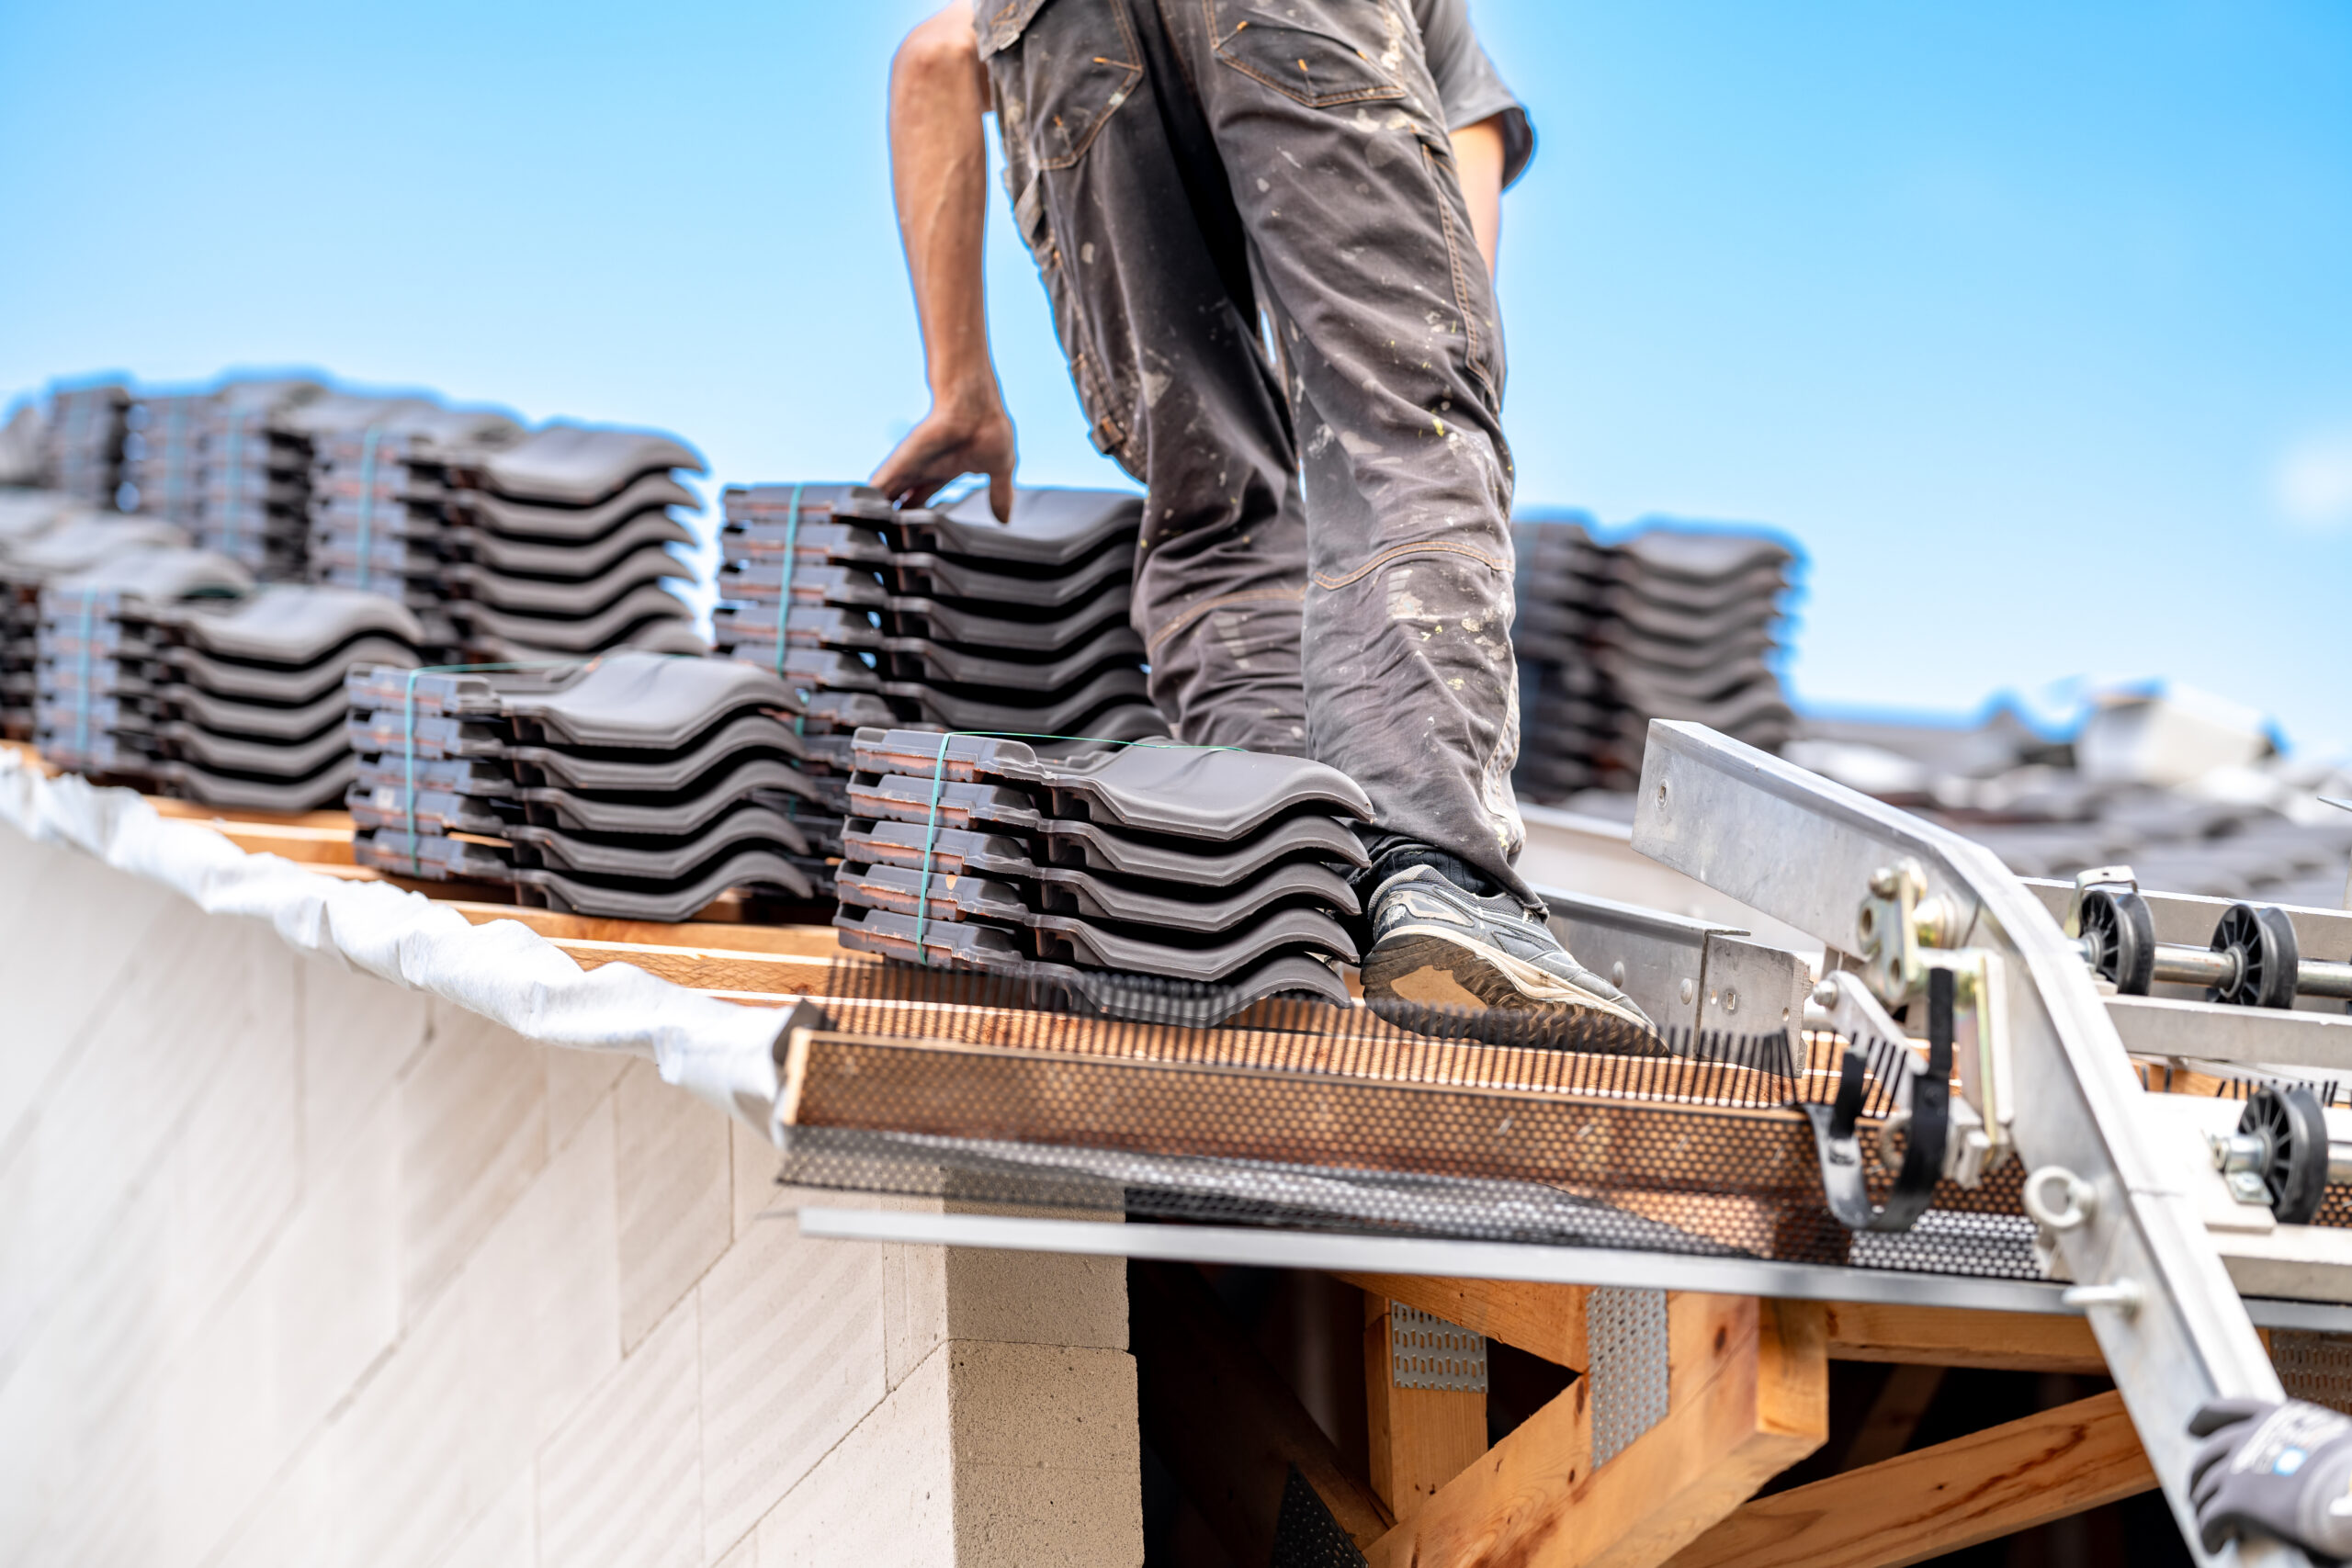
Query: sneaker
1360,864,1657,1032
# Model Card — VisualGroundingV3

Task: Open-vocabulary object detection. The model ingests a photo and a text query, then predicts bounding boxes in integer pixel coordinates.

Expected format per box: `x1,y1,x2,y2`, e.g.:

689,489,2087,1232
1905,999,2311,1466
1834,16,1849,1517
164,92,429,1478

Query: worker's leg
981,0,1308,753
1150,0,1532,905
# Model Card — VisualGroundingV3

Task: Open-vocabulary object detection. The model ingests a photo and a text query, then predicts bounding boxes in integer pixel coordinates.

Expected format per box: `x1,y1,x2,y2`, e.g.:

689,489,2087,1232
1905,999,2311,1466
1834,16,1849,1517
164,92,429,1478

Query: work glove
2190,1396,2352,1560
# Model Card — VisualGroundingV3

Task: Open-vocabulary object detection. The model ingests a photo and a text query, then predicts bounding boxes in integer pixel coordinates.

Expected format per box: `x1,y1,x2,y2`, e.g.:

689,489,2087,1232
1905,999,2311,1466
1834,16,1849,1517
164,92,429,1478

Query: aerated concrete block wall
0,828,1143,1565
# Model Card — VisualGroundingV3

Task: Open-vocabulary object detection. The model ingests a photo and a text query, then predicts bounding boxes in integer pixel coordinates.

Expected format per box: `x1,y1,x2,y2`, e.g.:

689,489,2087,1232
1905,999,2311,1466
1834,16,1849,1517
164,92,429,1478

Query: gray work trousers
983,0,1532,906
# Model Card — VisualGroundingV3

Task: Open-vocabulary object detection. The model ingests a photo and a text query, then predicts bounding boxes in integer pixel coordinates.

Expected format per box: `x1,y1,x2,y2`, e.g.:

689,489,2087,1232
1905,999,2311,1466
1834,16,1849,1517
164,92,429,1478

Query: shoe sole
1361,925,1657,1038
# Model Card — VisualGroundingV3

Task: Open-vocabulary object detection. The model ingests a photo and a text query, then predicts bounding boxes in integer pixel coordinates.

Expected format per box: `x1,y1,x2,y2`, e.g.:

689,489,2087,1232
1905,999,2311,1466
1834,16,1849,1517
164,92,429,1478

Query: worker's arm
1449,113,1507,278
871,5,1016,521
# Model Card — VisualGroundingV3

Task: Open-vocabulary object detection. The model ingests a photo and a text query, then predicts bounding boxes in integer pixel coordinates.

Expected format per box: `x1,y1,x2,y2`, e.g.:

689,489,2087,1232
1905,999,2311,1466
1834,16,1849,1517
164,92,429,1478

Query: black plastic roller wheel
2078,886,2156,995
2240,1084,2329,1224
2211,902,2301,1009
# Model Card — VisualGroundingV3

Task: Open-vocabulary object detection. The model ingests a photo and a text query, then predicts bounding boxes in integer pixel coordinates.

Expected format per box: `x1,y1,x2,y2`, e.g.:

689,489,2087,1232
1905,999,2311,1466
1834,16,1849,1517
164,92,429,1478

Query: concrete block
299,951,431,1183
315,1280,481,1568
616,1060,732,1353
264,1100,402,1444
435,1467,534,1568
884,1243,1127,1385
0,840,181,1150
166,928,303,1335
458,1091,619,1473
947,1342,1143,1567
21,903,257,1291
698,1207,888,1559
207,1433,334,1568
547,1043,630,1159
537,1295,702,1568
730,1117,781,1239
400,1001,548,1317
752,1347,956,1568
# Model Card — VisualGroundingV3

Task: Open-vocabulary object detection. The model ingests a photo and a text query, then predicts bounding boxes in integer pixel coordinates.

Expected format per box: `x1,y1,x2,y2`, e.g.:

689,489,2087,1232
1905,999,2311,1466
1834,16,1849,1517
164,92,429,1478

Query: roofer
872,0,1652,1030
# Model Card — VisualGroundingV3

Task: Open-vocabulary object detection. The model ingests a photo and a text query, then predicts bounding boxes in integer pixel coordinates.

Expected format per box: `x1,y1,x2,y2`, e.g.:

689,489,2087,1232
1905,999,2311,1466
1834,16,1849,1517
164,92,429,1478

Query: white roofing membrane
0,749,787,1139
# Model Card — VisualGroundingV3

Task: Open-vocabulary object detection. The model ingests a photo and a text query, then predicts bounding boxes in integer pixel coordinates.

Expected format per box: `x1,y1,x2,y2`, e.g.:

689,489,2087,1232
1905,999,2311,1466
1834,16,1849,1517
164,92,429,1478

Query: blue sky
4,0,2346,750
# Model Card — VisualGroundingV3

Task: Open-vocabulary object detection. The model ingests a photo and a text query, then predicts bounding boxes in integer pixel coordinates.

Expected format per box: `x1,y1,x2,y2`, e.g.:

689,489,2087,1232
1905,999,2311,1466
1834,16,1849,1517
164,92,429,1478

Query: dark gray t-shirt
977,0,1534,187
1415,0,1534,186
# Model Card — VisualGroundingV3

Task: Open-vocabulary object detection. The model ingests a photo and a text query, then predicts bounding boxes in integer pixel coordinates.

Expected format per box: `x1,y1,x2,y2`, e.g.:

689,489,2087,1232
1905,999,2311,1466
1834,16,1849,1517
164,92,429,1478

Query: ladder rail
1633,719,2309,1568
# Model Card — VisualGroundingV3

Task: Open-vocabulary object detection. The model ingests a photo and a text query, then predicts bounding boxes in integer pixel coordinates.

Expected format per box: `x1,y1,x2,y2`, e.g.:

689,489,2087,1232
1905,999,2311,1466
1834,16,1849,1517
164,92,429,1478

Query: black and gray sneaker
1360,864,1657,1032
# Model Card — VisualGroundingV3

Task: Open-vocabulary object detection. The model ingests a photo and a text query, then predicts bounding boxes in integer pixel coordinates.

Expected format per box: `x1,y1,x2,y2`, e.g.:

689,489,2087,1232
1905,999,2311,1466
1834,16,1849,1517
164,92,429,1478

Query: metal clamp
1801,966,1955,1233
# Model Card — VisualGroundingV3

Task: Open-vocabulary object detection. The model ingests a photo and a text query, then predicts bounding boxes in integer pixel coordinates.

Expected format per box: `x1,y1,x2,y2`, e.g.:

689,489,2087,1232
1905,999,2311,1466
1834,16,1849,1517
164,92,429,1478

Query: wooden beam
1822,1302,2105,1373
1664,1389,2154,1568
1130,1259,1392,1560
1363,1294,1489,1523
1367,1295,1827,1568
1339,1272,1589,1371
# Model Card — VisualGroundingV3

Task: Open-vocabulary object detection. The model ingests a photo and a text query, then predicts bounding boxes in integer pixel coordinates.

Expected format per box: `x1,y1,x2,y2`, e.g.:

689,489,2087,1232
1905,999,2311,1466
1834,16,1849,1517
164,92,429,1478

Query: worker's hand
2188,1395,2352,1557
871,395,1016,521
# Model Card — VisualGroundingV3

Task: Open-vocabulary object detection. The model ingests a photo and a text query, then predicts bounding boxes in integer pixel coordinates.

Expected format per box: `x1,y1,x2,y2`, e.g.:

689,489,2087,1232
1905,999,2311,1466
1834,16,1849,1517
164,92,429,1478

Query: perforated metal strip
1589,1285,1668,1466
1390,1303,1487,1392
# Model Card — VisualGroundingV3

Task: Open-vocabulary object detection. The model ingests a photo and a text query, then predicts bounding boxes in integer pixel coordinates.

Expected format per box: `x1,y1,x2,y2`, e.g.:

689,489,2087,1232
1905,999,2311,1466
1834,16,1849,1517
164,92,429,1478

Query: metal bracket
1389,1303,1487,1392
1588,1286,1668,1467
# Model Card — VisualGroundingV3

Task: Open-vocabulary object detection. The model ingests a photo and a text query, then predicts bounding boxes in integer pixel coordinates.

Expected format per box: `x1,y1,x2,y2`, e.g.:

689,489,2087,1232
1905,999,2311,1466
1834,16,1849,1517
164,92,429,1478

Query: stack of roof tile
833,728,1364,1010
32,547,254,781
439,424,707,660
711,485,1163,780
146,585,430,811
345,650,831,919
306,403,525,658
1514,518,1798,799
192,378,326,578
121,388,214,525
0,507,188,739
43,382,130,510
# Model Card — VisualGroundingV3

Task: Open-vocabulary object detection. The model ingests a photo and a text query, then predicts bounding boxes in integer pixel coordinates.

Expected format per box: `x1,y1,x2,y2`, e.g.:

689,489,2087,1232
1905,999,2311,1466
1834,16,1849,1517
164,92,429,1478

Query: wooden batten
1664,1389,2153,1568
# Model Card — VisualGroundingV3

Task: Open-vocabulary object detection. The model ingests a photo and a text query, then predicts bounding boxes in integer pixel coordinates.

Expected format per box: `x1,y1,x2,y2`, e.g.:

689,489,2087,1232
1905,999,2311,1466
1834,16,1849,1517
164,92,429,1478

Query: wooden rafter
1363,1293,1490,1523
1366,1295,1827,1568
1821,1301,2105,1373
1340,1272,1591,1371
1664,1389,2152,1568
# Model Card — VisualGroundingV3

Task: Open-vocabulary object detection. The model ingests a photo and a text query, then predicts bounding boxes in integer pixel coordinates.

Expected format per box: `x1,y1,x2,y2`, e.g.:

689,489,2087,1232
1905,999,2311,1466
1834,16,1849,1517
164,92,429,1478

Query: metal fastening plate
1390,1303,1487,1392
1588,1286,1669,1466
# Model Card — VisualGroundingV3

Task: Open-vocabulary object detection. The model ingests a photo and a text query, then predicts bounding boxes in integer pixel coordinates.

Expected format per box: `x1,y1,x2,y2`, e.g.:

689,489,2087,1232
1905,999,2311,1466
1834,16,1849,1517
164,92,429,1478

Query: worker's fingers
2190,1431,2237,1504
988,467,1014,525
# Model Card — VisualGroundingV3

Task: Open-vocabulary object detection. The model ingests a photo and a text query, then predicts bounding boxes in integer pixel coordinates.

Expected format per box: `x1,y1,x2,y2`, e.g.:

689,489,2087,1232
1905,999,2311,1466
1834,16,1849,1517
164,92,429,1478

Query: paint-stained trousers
981,0,1533,907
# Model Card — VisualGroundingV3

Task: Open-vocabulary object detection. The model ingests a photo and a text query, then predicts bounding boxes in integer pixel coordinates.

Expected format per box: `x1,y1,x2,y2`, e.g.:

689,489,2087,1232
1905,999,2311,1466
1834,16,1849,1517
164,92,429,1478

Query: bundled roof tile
121,386,220,525
33,547,254,780
42,381,130,510
437,423,707,660
0,510,188,739
833,728,1366,1014
1513,517,1799,798
711,484,1163,784
345,650,831,919
140,585,432,810
306,402,525,658
186,379,328,578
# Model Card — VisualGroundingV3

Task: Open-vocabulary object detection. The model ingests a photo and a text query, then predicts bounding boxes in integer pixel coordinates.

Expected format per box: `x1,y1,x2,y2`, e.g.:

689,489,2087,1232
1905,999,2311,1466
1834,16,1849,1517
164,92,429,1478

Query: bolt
1869,865,1901,897
1610,960,1626,988
1678,977,1694,1005
1723,987,1739,1015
